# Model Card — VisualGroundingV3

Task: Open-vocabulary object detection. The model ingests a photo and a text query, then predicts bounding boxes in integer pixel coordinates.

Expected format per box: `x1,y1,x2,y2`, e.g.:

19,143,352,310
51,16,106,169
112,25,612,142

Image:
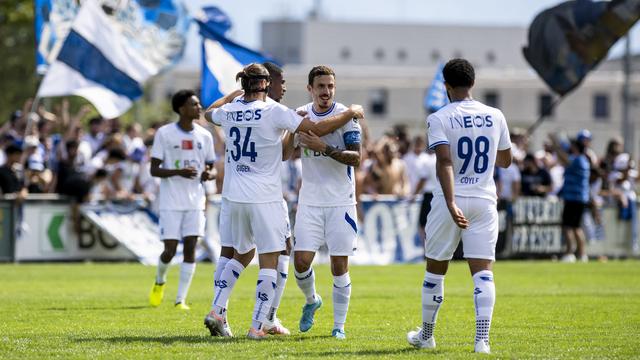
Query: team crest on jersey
197,142,202,150
182,140,193,150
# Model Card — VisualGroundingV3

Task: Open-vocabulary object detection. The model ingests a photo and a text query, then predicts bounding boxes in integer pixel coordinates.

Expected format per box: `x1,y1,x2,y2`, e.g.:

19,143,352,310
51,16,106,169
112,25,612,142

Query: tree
0,0,38,123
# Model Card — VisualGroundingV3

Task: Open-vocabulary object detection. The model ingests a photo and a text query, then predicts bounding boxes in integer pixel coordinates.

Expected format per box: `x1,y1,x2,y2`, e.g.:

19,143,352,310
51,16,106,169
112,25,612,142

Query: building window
374,48,385,61
539,93,554,117
369,88,388,116
397,49,408,61
430,50,440,63
486,51,496,65
484,91,500,108
340,47,351,60
593,94,609,120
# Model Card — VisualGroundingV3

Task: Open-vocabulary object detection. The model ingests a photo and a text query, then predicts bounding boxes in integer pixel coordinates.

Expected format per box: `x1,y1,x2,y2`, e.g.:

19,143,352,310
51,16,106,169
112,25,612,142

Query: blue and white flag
196,7,277,107
35,0,80,75
37,0,189,118
424,63,449,113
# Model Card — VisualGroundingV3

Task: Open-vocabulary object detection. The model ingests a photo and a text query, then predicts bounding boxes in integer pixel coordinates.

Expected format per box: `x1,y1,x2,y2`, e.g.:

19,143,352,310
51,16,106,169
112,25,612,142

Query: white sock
213,256,231,307
155,259,170,284
175,262,196,304
422,271,445,340
213,256,231,284
473,270,495,346
295,267,317,304
251,268,277,330
333,272,351,331
267,255,289,322
211,259,245,314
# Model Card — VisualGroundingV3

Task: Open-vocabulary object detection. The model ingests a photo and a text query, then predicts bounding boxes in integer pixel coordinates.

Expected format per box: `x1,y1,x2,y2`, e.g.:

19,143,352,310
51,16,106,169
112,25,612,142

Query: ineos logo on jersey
448,115,493,129
226,109,262,122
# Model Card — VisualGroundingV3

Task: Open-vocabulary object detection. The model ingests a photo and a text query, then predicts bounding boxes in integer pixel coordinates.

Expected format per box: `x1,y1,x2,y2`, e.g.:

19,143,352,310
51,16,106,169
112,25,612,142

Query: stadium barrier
0,195,636,263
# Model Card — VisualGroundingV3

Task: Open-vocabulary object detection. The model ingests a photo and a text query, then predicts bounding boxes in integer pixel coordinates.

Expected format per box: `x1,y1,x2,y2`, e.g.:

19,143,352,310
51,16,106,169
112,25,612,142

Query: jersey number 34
229,126,257,162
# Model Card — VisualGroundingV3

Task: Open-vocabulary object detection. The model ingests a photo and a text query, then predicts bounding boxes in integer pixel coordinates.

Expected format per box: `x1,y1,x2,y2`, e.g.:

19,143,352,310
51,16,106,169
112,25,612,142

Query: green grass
1,261,639,359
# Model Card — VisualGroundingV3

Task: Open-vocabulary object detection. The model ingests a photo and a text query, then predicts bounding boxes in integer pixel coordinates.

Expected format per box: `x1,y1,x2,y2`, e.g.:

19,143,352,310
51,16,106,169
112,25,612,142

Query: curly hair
443,58,475,88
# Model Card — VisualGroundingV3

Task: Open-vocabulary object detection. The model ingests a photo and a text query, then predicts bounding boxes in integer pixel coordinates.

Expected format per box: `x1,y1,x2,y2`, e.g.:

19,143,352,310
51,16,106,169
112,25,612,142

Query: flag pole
526,95,565,136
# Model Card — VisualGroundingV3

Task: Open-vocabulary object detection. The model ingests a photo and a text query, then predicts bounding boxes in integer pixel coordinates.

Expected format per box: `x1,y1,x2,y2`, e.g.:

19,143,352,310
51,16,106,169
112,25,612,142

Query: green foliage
0,0,38,123
1,261,639,359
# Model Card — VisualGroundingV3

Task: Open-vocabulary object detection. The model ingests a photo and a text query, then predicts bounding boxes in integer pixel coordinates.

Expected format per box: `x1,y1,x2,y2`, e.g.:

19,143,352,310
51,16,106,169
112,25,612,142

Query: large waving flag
37,0,189,118
196,7,277,107
424,63,449,113
523,0,640,96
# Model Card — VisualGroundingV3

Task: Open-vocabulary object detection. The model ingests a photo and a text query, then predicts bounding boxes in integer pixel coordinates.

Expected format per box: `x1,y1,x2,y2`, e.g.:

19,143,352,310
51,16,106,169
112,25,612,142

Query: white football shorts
425,195,498,261
226,200,289,255
294,204,358,256
159,210,206,240
219,198,291,248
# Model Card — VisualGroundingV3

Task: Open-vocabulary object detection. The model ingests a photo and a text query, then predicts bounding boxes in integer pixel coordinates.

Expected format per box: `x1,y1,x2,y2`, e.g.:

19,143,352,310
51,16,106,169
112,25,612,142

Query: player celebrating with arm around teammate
148,90,216,310
407,59,512,354
288,66,362,340
203,63,364,339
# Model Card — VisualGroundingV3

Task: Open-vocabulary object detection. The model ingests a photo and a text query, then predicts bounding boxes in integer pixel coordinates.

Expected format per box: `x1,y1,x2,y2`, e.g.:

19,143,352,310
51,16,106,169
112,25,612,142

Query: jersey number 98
457,136,489,174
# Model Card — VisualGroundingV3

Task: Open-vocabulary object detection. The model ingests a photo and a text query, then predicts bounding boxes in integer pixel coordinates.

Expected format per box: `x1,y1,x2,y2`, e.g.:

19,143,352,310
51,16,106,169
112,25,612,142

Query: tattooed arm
298,131,361,167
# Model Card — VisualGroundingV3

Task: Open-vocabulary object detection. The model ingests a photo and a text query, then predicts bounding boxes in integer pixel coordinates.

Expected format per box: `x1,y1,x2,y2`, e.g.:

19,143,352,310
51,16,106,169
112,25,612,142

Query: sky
180,0,640,67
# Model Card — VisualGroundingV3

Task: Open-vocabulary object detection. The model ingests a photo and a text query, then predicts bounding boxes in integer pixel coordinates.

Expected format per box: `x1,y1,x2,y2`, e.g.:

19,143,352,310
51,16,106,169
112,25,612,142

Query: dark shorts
419,192,434,229
562,200,587,228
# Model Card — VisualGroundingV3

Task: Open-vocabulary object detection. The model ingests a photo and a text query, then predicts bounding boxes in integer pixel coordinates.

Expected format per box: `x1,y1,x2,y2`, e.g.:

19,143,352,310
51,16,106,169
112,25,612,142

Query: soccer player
407,59,512,354
148,90,216,310
288,65,361,340
204,63,364,339
212,61,294,335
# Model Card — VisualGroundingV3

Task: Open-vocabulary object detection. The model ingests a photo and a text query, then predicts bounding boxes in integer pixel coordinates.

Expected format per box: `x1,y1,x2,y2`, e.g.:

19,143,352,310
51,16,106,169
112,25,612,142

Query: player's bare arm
296,104,364,137
434,144,469,229
150,158,197,179
281,131,295,161
298,130,361,167
206,89,244,111
496,148,512,168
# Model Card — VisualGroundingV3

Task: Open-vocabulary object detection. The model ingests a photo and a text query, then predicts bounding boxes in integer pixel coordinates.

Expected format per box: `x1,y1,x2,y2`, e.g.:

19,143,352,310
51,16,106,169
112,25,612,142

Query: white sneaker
407,327,436,349
475,340,491,354
561,254,576,263
204,311,233,337
263,317,291,335
579,254,588,263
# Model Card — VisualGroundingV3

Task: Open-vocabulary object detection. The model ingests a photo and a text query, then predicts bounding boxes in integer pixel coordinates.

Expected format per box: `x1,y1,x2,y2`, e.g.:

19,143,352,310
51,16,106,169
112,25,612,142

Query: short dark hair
171,89,196,114
108,148,127,161
5,144,22,155
443,58,475,88
66,140,79,151
88,116,103,126
308,65,335,86
262,62,283,77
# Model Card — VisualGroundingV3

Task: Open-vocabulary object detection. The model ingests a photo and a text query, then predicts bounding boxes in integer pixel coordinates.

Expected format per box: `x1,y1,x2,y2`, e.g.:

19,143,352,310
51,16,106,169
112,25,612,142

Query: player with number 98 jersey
427,101,510,203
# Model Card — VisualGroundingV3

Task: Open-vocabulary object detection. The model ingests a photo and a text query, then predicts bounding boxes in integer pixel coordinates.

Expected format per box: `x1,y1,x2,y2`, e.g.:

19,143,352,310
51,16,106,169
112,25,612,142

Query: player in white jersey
213,62,294,335
203,63,364,339
287,66,361,340
406,59,512,354
148,90,216,310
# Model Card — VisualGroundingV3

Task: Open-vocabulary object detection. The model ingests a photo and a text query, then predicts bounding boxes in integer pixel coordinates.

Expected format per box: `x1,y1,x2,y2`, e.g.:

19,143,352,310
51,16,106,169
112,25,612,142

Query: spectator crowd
1,99,638,255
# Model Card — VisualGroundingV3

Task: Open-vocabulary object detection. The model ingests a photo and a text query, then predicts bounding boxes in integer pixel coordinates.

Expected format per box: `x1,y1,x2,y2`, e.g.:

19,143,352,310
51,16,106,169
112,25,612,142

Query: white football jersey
207,99,302,203
150,123,215,211
296,102,361,206
427,99,510,202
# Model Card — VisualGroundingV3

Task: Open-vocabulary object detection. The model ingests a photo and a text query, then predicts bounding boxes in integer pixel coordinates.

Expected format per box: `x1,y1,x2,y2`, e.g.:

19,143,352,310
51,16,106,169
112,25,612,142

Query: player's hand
297,110,308,117
348,104,365,119
177,167,198,179
447,202,469,229
298,131,326,152
200,168,216,181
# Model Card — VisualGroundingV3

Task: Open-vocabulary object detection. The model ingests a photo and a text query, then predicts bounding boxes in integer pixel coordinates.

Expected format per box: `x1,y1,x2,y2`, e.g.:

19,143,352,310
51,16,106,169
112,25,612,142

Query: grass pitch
1,261,639,359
